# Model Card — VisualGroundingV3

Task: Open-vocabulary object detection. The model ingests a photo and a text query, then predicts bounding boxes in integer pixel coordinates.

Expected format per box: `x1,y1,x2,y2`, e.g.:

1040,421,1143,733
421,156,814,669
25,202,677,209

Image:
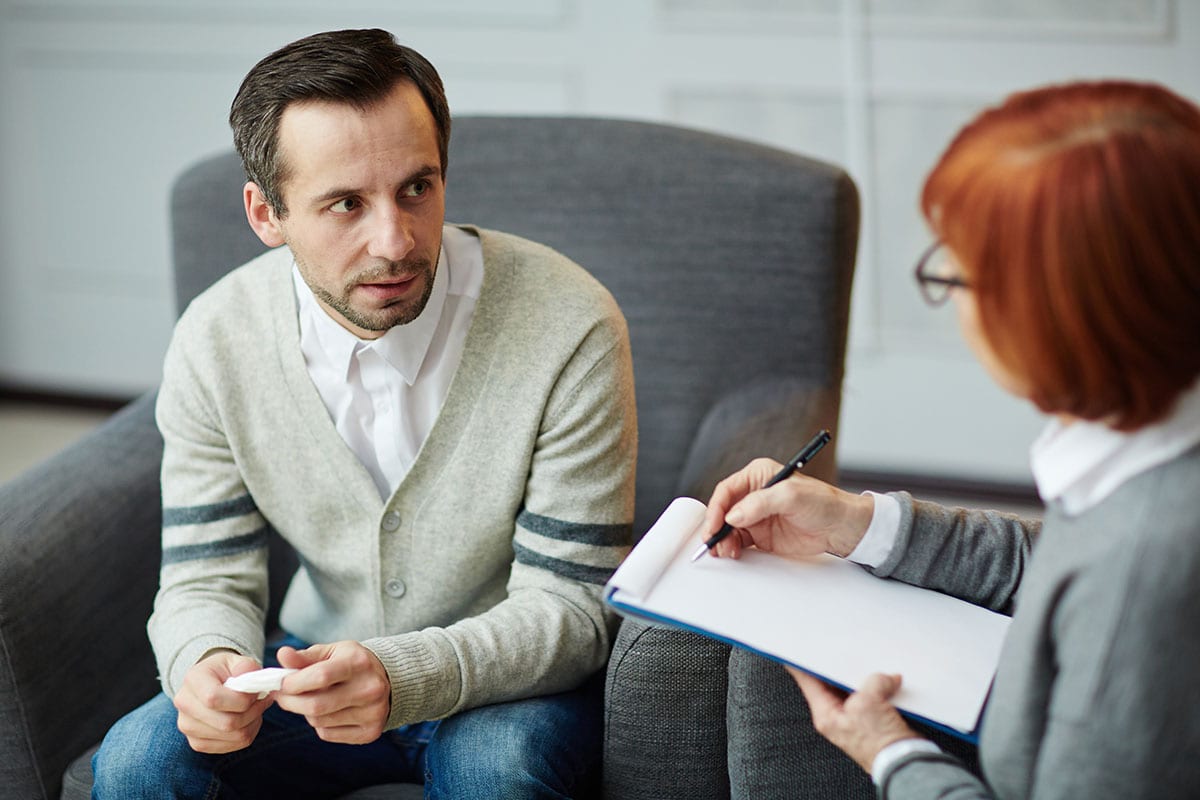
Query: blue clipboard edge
606,588,981,745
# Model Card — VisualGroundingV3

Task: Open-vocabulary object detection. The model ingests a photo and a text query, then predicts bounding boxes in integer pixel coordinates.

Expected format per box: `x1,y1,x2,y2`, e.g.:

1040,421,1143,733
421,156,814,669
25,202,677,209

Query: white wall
1,0,1196,483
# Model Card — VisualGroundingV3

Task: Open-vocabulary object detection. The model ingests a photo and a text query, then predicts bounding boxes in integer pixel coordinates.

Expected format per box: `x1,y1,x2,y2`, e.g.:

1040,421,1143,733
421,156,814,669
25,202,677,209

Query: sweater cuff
872,737,942,785
164,634,258,696
363,630,461,729
870,491,919,578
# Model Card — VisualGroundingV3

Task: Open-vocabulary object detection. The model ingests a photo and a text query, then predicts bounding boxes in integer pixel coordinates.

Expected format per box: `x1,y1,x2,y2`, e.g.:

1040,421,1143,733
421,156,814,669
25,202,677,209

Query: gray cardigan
150,227,637,730
874,444,1200,798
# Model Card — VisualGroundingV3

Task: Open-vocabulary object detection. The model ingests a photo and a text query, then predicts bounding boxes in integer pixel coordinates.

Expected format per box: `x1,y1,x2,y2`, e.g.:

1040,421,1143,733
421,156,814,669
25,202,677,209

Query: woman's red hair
922,80,1200,430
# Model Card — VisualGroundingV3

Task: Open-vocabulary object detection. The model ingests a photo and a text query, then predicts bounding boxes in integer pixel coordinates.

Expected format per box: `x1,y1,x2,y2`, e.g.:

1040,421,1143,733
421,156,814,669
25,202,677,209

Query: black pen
689,429,832,562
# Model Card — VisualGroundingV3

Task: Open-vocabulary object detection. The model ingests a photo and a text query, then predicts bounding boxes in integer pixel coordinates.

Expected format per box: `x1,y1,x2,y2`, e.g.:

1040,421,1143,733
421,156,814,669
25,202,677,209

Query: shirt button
381,511,402,531
384,579,407,598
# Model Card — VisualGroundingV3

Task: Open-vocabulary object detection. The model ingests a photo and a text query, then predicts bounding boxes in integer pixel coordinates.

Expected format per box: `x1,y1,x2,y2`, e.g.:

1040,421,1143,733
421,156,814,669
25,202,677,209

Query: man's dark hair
229,28,451,216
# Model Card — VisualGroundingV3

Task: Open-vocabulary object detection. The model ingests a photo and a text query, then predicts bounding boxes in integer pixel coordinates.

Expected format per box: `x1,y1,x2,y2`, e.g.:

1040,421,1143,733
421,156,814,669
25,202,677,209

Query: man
93,28,636,798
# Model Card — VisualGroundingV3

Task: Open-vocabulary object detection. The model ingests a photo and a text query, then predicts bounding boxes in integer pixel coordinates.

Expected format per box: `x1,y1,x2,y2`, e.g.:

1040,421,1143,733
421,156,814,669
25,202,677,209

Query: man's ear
244,182,286,247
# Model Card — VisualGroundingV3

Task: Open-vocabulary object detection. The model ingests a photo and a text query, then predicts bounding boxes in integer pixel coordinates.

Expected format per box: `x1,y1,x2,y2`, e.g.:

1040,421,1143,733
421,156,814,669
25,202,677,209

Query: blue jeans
93,638,604,799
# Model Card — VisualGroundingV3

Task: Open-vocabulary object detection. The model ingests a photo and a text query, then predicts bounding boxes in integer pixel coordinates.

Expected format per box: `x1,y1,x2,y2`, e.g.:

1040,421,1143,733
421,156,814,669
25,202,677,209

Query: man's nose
367,204,415,262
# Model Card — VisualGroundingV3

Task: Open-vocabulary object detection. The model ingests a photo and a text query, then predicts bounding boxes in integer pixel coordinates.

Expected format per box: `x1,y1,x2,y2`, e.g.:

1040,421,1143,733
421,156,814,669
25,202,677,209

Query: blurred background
1,0,1196,499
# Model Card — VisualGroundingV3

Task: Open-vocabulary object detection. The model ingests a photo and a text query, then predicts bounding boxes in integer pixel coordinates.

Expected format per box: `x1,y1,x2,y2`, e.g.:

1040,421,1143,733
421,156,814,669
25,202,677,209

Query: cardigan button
385,579,407,598
381,511,402,531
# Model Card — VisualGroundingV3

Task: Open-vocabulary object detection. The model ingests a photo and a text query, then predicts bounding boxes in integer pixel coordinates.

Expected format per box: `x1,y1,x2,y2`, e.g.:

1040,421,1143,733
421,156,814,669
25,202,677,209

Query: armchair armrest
675,376,841,502
602,378,841,800
602,620,732,800
0,393,163,800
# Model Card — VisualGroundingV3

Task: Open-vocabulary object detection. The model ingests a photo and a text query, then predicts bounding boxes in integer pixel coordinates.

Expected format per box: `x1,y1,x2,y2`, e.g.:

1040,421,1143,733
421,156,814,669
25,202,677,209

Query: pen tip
689,543,710,562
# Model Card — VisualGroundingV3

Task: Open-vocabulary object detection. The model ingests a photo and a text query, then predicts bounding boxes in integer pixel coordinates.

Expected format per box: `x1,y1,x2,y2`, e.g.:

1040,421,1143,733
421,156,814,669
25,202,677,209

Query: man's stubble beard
304,257,436,333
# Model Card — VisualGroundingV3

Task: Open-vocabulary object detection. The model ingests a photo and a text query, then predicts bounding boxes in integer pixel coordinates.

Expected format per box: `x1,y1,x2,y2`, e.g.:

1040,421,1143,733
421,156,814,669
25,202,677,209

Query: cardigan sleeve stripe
162,494,259,526
161,527,270,566
512,541,616,585
516,507,631,547
512,528,629,569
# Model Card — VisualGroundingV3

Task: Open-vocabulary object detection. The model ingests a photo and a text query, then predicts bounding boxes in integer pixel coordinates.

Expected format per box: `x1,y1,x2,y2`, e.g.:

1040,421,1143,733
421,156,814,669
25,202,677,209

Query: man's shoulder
168,247,293,370
472,227,620,320
177,247,292,328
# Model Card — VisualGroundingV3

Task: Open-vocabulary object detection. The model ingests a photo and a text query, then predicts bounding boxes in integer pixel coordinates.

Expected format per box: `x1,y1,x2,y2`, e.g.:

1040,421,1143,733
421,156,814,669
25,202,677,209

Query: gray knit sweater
874,444,1200,798
149,227,637,730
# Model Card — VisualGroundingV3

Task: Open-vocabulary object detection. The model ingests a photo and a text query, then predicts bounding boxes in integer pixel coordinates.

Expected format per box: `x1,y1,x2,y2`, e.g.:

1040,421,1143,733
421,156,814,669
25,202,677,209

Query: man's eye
402,181,429,198
330,197,360,213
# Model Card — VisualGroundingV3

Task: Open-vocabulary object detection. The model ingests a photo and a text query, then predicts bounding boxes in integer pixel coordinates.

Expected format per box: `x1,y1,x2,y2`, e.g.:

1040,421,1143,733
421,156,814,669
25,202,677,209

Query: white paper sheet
606,498,1009,737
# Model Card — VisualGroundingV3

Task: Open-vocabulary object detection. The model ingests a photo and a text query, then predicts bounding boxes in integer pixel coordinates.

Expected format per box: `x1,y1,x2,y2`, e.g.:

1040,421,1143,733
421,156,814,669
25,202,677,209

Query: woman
702,80,1200,798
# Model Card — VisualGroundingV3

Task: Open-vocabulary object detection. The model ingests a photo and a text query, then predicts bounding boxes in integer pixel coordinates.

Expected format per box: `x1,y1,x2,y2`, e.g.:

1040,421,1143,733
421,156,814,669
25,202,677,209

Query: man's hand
174,651,274,753
788,667,922,772
274,640,392,744
702,458,874,560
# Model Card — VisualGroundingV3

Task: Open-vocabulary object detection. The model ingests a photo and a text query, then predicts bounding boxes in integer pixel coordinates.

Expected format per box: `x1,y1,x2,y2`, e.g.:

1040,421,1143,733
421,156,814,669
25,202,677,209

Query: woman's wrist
828,490,877,557
871,737,942,784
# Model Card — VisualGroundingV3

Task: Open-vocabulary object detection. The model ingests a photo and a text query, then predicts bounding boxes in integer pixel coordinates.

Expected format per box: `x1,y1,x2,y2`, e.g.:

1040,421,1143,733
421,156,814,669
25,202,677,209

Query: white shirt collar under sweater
293,225,483,498
1031,378,1200,516
295,240,450,388
853,376,1200,569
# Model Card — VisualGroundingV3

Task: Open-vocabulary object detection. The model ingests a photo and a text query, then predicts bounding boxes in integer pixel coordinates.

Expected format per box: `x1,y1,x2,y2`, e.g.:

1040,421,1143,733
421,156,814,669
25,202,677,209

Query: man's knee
92,693,211,800
425,682,602,798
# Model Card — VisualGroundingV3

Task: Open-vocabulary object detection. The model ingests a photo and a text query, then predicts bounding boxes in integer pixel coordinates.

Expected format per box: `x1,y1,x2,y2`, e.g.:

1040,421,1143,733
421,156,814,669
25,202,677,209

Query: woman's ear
243,182,286,247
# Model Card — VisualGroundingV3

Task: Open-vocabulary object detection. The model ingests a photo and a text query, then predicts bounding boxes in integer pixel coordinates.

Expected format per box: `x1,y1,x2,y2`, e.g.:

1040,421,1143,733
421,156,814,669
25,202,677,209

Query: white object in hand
223,667,297,698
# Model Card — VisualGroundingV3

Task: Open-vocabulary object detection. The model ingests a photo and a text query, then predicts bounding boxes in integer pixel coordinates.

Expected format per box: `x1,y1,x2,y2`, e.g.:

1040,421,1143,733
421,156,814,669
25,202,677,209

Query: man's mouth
355,274,418,300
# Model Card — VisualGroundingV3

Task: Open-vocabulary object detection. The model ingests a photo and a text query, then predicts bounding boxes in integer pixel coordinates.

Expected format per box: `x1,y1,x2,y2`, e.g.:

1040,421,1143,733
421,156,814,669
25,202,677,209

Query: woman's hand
788,667,923,772
701,458,875,560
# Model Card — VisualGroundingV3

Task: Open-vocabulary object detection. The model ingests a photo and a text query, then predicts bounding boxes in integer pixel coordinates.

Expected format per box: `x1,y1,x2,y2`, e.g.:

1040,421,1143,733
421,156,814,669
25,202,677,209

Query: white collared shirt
294,225,483,499
1030,378,1200,514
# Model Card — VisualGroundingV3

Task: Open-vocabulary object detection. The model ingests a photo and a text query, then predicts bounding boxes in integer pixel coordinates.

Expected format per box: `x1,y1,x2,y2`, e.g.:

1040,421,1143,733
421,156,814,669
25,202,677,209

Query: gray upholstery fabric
441,118,857,534
0,116,858,800
603,621,733,800
593,117,858,799
603,381,857,800
0,393,162,800
677,377,841,501
170,148,271,317
726,649,874,799
726,652,981,800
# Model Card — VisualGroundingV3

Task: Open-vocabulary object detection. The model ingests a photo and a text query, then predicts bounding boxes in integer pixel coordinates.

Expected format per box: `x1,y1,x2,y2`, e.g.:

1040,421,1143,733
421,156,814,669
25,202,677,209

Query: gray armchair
0,116,858,800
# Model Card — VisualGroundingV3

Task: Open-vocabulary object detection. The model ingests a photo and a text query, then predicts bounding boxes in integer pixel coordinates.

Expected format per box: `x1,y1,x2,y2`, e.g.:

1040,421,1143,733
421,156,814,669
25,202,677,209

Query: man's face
251,80,446,339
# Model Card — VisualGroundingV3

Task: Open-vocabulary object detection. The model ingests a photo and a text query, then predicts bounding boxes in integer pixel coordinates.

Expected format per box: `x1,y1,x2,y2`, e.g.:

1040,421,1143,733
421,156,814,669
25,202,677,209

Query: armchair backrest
170,116,858,536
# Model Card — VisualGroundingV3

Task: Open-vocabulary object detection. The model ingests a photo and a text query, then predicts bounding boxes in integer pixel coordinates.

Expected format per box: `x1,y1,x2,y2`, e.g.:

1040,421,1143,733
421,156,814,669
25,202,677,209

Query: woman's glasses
913,241,970,306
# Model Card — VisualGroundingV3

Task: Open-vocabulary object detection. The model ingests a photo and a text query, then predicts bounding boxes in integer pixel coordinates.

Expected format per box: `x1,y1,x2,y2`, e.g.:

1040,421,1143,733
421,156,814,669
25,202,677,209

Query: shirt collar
1031,378,1200,515
293,240,451,386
